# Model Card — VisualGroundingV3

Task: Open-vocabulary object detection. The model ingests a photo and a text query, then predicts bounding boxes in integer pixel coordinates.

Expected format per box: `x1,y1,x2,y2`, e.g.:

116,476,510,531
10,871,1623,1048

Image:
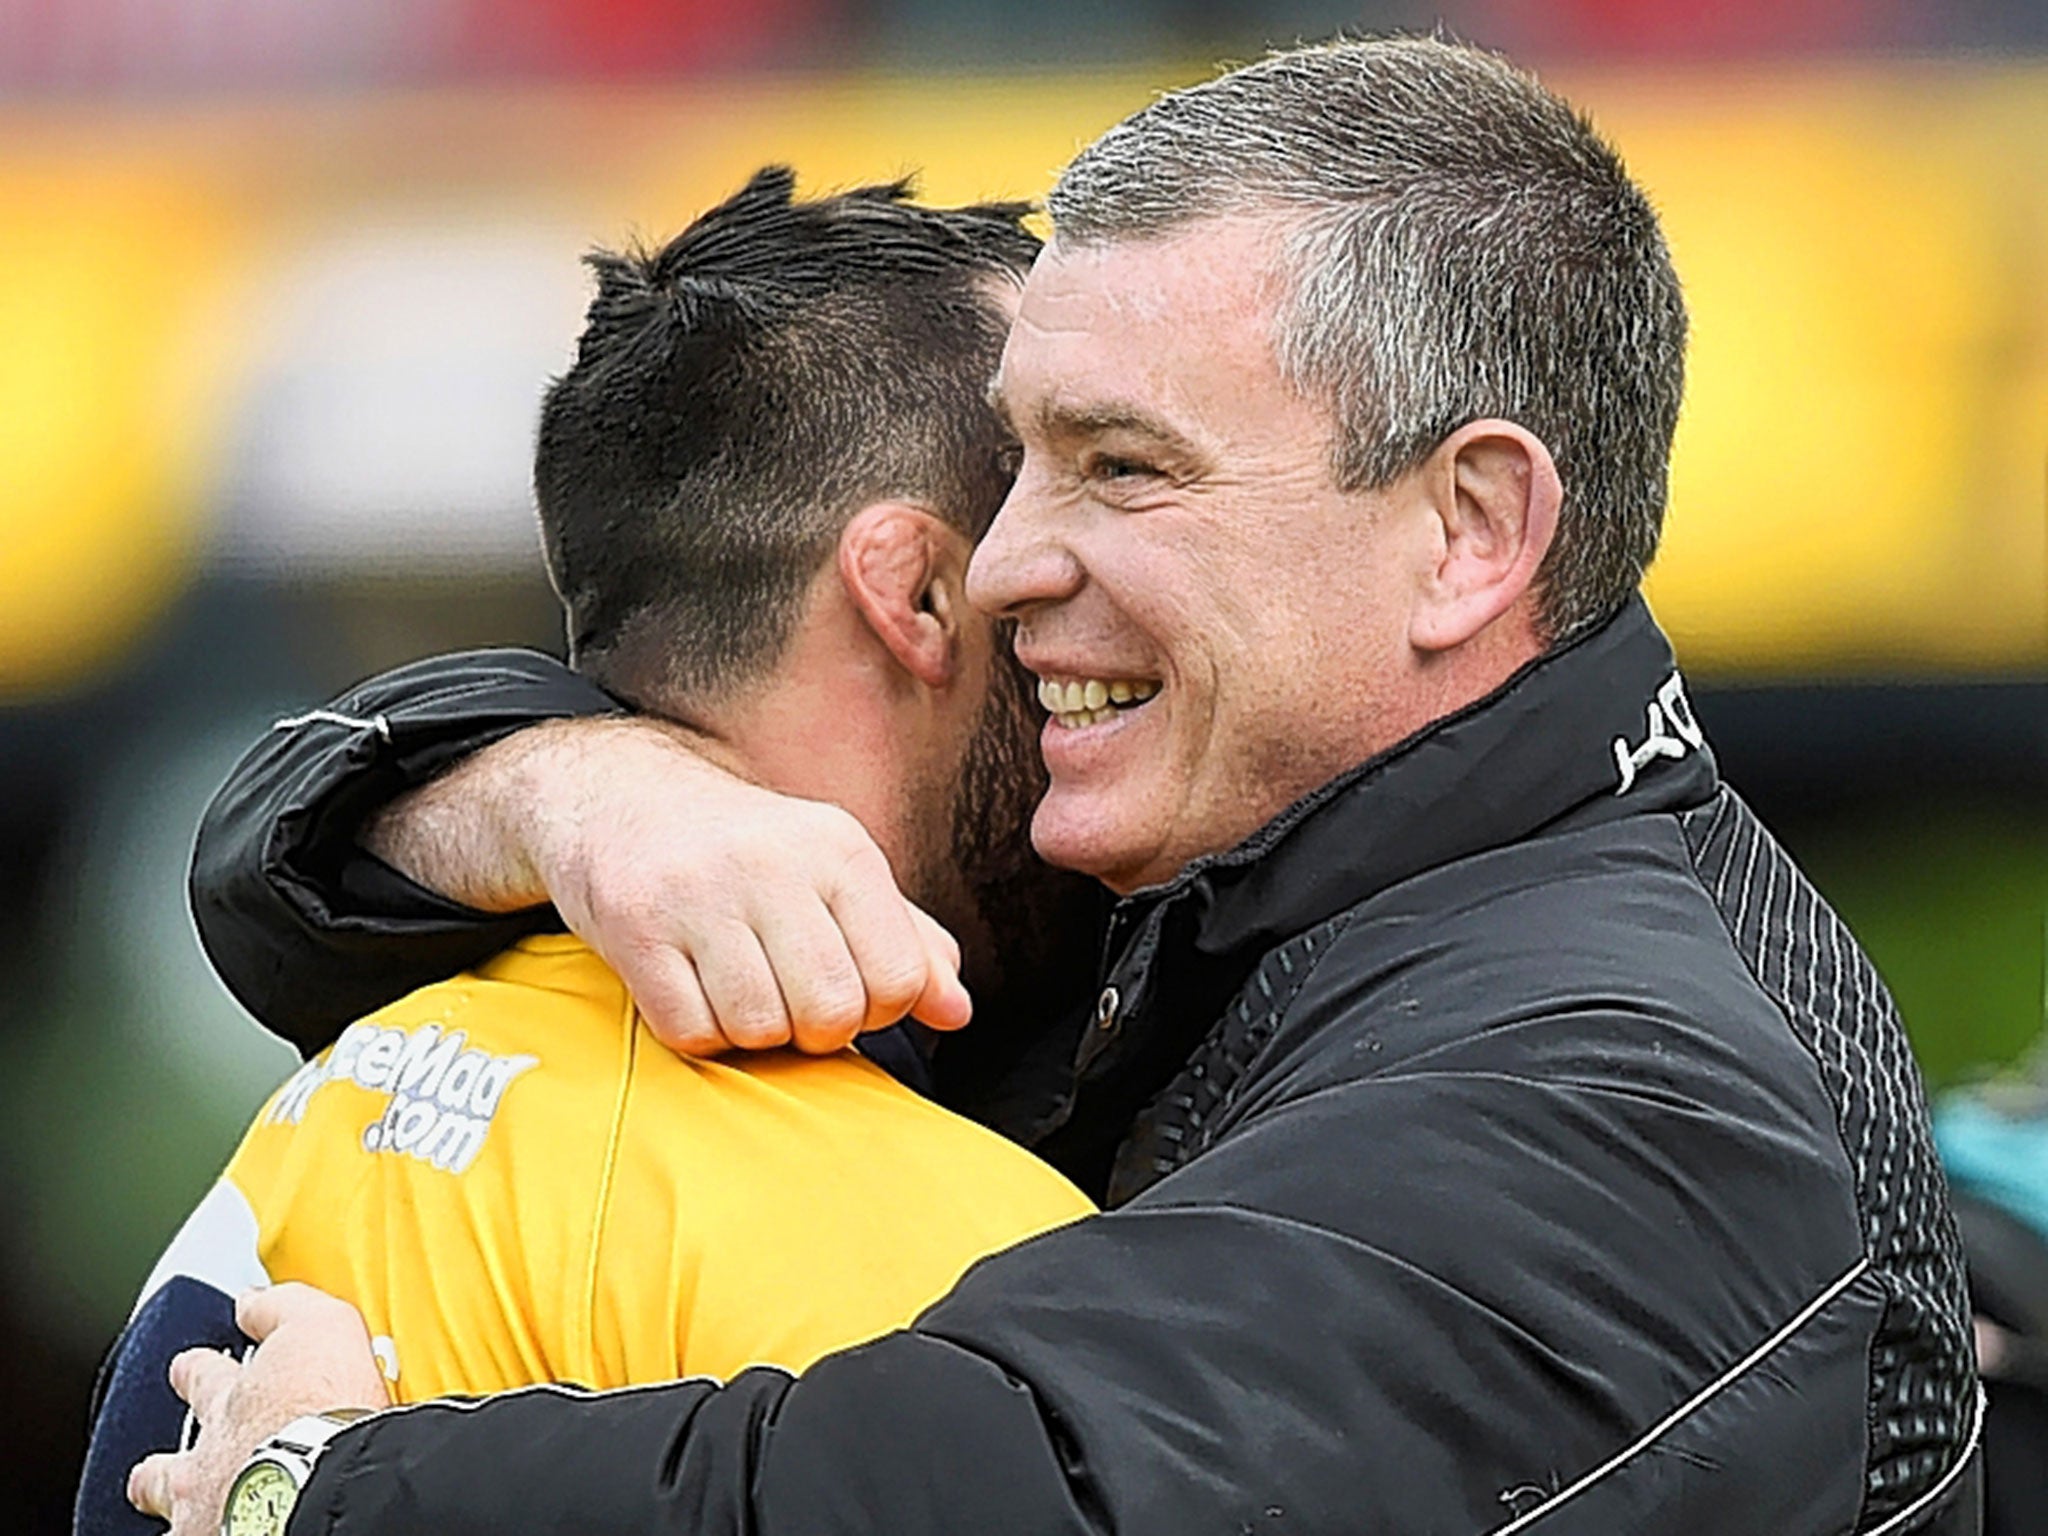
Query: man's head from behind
971,36,1689,892
540,164,1036,701
537,168,1074,988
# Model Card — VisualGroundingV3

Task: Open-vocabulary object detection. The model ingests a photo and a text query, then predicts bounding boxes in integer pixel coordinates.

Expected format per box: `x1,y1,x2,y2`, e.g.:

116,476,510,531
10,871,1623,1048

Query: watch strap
269,1408,375,1463
220,1409,378,1536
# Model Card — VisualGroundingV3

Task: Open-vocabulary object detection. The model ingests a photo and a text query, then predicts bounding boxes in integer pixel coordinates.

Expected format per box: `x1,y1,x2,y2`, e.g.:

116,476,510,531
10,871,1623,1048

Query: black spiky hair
536,165,1039,703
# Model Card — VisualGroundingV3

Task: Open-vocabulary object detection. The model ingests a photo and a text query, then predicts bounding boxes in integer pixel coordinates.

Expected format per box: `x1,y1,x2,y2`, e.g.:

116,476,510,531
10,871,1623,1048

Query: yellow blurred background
2,64,2042,701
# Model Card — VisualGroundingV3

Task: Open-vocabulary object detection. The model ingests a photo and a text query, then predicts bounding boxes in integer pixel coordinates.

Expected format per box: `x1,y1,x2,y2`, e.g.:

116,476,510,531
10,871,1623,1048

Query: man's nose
967,472,1082,618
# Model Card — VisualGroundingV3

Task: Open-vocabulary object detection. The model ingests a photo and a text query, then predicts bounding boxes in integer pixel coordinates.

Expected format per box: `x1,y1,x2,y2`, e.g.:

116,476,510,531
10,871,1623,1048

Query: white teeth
1035,674,1162,725
1049,706,1112,730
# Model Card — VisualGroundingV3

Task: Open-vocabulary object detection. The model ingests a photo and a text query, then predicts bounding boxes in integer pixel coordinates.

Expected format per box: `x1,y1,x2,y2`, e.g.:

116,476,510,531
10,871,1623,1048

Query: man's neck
713,675,910,847
665,599,923,885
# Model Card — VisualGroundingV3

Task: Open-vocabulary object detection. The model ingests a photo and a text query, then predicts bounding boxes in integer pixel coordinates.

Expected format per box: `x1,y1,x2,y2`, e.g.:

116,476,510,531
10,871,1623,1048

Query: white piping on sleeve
272,708,393,742
369,1366,790,1419
1488,1255,1873,1534
343,1256,1984,1536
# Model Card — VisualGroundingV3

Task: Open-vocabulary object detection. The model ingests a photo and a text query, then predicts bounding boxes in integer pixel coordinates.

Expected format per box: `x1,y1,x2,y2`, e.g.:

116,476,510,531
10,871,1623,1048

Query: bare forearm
359,726,560,913
360,717,724,912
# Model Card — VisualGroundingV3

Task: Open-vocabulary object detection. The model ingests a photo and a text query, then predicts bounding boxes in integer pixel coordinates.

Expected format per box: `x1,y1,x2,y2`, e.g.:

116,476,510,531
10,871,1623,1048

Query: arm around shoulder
189,648,620,1055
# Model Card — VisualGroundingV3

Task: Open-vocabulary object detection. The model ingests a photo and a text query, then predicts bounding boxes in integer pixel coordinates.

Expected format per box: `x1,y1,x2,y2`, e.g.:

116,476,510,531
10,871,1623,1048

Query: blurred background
2,1,2043,1528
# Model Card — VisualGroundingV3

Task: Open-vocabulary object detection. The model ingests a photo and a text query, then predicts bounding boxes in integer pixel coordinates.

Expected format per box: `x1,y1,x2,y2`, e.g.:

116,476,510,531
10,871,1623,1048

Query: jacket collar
1085,597,1720,1080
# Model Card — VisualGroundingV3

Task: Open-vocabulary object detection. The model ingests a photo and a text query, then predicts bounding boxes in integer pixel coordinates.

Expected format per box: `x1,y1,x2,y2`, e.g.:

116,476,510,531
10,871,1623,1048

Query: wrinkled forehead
1036,217,1291,319
995,220,1294,406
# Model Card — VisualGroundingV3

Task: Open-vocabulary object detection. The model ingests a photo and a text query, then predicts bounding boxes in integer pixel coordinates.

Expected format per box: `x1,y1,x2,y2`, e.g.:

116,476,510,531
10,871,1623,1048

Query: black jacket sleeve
284,1016,1878,1536
189,648,620,1056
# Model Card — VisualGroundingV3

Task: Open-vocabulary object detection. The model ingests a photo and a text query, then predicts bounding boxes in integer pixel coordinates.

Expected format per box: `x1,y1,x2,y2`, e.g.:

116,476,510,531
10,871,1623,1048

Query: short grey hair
1048,36,1688,642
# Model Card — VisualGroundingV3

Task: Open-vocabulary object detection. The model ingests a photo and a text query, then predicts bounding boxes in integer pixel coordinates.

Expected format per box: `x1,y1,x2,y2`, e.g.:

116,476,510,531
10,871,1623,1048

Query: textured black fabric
188,648,620,1055
277,599,1978,1535
1679,791,1976,1525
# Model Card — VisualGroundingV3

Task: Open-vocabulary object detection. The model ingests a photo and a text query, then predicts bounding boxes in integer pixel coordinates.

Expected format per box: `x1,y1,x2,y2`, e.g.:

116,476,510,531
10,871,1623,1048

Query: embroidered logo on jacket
1613,671,1705,795
267,1022,538,1175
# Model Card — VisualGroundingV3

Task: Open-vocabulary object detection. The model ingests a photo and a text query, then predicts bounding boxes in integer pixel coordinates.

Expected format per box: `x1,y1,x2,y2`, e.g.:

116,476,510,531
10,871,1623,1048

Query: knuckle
823,1012,869,1051
651,1017,723,1056
816,811,885,869
167,1348,204,1393
797,1026,859,1056
835,838,893,883
712,982,791,1048
638,993,713,1053
266,1281,326,1324
798,992,866,1047
615,945,690,1005
636,990,698,1041
722,1008,792,1051
914,911,962,966
805,801,864,842
783,931,860,994
864,953,928,1008
795,1027,858,1057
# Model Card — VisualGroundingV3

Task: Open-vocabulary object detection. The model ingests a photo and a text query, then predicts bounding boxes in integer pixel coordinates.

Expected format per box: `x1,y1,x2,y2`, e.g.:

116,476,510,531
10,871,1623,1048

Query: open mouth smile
1035,675,1162,730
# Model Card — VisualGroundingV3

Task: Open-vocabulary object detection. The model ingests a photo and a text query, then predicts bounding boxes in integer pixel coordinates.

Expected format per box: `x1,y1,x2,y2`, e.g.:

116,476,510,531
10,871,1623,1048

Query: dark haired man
87,167,1096,1536
148,37,1977,1536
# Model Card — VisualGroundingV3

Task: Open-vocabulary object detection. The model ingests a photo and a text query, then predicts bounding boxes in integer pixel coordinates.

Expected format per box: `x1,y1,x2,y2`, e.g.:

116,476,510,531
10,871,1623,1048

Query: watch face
223,1459,299,1536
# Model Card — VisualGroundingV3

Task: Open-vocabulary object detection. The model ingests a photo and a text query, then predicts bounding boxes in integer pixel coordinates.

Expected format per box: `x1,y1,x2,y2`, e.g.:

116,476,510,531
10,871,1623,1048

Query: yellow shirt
171,934,1091,1402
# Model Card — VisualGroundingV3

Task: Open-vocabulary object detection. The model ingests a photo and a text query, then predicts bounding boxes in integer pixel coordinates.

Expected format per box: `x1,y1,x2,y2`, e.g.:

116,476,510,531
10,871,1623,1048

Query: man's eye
1087,455,1157,482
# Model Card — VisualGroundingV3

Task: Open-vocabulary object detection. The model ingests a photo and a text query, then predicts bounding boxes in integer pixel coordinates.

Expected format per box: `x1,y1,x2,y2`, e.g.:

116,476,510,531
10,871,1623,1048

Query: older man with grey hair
146,36,1979,1536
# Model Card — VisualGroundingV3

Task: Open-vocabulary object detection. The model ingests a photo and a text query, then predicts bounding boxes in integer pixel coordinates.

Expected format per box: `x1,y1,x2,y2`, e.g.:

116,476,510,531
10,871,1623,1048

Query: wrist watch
219,1410,374,1536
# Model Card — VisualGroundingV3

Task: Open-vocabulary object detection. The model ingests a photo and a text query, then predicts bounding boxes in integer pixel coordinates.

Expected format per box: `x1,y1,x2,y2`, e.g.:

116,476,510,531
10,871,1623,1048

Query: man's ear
1409,419,1562,654
837,502,968,690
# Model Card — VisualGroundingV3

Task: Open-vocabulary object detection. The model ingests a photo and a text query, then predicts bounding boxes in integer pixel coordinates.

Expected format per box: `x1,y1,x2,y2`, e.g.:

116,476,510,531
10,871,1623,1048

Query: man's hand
128,1284,390,1535
363,716,972,1056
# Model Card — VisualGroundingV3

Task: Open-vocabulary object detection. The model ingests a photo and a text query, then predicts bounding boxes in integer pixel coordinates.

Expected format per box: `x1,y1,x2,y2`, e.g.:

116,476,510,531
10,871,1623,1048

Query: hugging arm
190,648,969,1060
188,649,620,1057
265,1065,1828,1536
222,935,1896,1536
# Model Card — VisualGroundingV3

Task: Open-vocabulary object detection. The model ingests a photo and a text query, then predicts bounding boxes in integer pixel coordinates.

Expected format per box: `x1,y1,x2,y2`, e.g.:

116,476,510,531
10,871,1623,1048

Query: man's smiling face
968,218,1434,894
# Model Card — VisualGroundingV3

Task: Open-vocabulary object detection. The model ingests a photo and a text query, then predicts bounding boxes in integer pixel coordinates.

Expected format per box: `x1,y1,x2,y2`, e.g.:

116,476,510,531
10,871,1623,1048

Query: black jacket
191,601,1981,1534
